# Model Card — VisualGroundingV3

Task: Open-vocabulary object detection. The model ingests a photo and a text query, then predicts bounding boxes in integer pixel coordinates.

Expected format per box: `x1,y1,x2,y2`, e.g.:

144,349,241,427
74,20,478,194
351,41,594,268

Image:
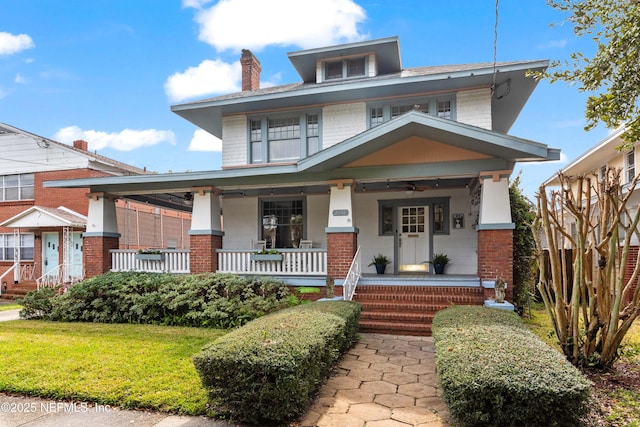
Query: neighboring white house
47,36,560,302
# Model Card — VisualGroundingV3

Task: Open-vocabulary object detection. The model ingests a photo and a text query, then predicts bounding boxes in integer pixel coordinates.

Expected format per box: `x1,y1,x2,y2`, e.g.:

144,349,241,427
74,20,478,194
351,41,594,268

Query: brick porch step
353,284,485,336
0,281,37,301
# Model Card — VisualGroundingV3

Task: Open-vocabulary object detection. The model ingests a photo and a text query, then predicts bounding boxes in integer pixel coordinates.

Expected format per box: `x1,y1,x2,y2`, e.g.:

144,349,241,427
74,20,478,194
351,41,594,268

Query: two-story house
47,37,560,332
0,124,191,300
543,127,639,302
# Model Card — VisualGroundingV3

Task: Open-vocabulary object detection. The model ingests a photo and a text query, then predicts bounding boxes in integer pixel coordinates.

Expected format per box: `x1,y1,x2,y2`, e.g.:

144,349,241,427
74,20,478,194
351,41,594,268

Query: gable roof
0,123,149,176
0,206,87,228
544,127,626,187
45,112,559,198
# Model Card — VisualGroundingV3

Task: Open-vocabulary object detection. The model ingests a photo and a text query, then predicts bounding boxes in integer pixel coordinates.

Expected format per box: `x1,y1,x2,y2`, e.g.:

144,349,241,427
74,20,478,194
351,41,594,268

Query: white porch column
326,181,358,282
190,187,222,233
327,182,356,230
85,192,119,237
478,174,513,228
188,187,223,274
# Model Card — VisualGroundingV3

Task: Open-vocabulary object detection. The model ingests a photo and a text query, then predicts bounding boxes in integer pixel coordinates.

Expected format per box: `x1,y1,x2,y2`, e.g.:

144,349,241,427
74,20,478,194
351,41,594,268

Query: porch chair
299,240,313,249
253,240,266,250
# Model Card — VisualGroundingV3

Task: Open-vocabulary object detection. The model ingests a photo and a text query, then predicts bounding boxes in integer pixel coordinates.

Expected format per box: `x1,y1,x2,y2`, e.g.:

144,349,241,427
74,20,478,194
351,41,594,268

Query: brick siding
477,228,514,301
83,236,119,278
327,232,358,279
190,234,223,273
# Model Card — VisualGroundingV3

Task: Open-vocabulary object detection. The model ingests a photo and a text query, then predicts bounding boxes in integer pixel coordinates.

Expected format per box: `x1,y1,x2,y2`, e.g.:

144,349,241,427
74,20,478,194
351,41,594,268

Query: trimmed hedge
192,300,361,425
432,306,591,427
19,272,291,328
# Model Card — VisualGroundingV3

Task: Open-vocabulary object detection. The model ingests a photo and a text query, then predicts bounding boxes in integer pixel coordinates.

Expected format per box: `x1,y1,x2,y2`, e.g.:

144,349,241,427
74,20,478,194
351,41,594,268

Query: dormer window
324,56,367,81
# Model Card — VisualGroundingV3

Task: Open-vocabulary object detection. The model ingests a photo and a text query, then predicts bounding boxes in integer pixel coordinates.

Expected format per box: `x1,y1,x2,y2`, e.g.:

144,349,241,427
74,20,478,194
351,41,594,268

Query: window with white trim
1,173,34,201
0,233,34,261
249,112,321,164
626,150,636,184
324,56,367,80
369,96,455,128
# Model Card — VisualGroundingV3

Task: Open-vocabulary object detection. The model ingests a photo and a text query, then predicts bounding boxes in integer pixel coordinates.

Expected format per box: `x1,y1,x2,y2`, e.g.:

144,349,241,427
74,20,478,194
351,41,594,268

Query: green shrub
20,272,291,328
432,306,591,427
18,286,58,319
192,300,361,425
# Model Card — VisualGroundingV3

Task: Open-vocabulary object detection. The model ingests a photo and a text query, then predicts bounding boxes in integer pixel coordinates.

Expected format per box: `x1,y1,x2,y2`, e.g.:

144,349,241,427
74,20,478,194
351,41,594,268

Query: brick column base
83,236,119,278
190,234,222,274
327,232,358,280
478,229,514,302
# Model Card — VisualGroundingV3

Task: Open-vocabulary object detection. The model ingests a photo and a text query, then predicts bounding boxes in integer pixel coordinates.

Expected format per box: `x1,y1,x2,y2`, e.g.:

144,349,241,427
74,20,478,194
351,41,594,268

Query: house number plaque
332,209,349,216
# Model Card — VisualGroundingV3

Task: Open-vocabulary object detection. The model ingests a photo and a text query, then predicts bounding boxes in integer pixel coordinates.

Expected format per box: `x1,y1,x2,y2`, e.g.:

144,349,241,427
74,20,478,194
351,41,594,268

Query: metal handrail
343,246,362,301
0,263,19,296
36,264,80,289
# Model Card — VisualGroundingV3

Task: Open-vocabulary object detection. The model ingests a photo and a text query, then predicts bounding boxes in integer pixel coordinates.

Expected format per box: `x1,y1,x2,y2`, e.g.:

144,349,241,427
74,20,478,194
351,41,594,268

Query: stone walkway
297,333,450,427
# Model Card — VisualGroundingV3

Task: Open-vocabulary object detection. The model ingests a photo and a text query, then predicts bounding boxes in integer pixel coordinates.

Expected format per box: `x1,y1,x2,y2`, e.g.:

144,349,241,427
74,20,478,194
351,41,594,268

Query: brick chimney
73,139,88,151
240,49,261,91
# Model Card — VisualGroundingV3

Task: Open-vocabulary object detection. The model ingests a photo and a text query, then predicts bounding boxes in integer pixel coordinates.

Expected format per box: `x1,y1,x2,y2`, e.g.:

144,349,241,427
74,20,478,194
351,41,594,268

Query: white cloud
182,0,212,9
165,59,240,102
0,32,34,55
14,74,27,84
0,87,9,100
189,0,367,51
188,129,222,152
537,39,568,50
55,126,176,152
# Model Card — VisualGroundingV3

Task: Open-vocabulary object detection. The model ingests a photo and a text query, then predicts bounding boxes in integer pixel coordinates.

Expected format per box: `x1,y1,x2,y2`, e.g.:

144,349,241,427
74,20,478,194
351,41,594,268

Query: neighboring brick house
0,124,190,296
48,36,560,307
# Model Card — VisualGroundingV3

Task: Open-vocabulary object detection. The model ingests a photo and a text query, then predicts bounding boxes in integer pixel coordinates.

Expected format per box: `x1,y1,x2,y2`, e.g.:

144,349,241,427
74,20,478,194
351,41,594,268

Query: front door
43,232,60,277
70,232,83,279
397,206,429,272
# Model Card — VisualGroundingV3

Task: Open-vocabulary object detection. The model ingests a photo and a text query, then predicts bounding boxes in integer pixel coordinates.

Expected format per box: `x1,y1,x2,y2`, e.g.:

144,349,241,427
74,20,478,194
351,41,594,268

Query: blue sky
0,0,609,198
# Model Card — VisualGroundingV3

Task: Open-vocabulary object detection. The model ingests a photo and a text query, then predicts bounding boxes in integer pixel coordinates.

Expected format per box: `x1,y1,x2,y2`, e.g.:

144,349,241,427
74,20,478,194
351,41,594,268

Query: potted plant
368,254,391,274
251,249,283,261
135,249,164,261
428,253,450,274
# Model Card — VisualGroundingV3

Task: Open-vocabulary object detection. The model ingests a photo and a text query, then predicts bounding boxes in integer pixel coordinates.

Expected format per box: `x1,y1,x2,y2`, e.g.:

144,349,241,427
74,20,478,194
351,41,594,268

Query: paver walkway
297,333,450,427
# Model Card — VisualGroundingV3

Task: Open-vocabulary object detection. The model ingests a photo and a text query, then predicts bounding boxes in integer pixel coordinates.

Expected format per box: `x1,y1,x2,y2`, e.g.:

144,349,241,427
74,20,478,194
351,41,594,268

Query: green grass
0,321,225,414
524,303,640,426
0,303,22,311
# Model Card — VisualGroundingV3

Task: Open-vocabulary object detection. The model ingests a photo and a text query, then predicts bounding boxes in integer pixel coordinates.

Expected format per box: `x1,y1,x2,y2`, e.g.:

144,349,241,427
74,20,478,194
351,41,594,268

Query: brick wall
83,236,119,278
477,228,514,301
34,169,110,215
327,232,358,279
190,234,223,273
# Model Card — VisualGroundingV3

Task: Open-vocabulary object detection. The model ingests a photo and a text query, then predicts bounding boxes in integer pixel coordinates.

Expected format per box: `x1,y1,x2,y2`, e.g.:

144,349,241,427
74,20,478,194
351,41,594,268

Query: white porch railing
217,249,327,275
343,246,362,301
110,250,191,274
36,264,83,289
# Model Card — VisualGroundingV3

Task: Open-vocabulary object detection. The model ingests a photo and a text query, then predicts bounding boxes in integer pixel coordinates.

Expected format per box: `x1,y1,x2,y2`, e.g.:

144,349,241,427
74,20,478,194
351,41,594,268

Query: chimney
73,139,88,151
240,49,261,91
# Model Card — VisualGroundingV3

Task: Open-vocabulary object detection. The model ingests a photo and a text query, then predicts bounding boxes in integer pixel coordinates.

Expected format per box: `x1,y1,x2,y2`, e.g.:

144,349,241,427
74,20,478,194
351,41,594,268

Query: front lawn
0,303,22,311
525,303,640,427
0,321,224,414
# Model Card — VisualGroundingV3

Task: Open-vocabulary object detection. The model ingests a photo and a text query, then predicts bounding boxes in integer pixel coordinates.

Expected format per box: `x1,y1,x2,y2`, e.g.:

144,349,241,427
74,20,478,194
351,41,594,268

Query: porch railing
217,249,327,275
36,264,83,289
343,246,362,301
110,250,191,274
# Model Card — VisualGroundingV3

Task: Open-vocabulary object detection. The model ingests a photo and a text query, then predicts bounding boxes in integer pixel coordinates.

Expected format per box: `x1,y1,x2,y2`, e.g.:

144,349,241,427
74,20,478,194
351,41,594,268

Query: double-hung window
0,233,34,261
626,150,636,184
325,56,367,80
249,112,321,164
369,96,454,128
1,173,34,201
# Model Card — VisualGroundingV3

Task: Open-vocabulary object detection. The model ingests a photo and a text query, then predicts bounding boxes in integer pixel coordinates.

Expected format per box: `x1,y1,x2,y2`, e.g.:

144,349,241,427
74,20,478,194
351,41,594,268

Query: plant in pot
428,253,450,274
369,254,391,274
